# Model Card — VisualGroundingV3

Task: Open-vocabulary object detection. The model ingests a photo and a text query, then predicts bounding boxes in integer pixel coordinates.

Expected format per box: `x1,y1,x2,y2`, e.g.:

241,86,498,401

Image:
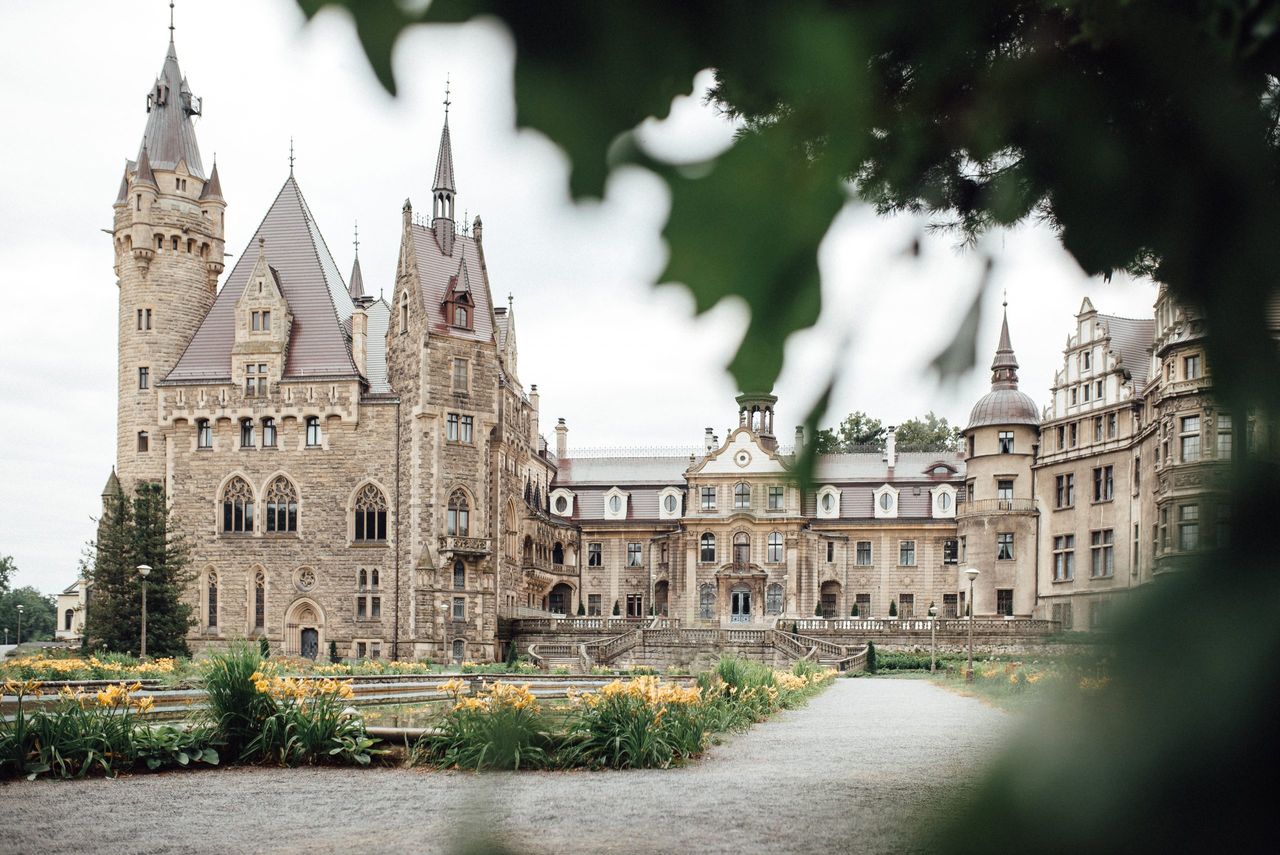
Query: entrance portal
730,586,751,623
300,627,319,660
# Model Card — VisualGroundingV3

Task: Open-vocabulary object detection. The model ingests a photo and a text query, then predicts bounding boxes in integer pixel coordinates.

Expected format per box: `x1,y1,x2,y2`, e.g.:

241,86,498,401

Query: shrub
867,642,878,674
200,644,277,760
563,677,705,768
814,601,823,617
576,601,586,616
889,600,898,617
245,674,378,766
612,600,621,616
415,681,554,770
851,602,859,617
328,641,340,664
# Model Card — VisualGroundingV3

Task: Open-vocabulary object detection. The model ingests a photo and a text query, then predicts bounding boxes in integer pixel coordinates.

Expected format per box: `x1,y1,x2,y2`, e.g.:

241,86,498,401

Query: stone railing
770,630,810,660
956,498,1035,514
438,535,492,556
526,642,578,668
515,617,644,633
791,618,1059,635
791,634,848,659
584,630,641,665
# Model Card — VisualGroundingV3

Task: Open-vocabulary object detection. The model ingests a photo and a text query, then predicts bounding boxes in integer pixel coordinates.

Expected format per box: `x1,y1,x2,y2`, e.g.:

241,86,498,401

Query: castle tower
111,23,223,489
957,302,1040,617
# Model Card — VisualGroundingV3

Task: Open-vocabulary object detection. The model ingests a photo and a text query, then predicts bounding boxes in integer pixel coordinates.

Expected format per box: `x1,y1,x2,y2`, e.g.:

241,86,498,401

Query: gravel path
1,679,1008,855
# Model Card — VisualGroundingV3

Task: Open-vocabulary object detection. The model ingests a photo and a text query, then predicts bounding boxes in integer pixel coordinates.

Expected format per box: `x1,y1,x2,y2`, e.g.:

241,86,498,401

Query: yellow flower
4,678,43,698
133,696,156,714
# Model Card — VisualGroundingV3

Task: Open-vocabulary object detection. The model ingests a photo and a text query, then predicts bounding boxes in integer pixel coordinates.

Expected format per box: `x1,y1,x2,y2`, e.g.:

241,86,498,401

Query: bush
245,674,378,767
328,641,340,664
414,681,554,770
851,603,859,617
867,642,878,674
889,600,898,617
612,600,621,616
563,677,705,768
200,644,277,760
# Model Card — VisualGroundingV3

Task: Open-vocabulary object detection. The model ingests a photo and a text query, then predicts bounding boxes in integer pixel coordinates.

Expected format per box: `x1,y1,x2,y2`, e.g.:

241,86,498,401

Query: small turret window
137,431,149,453
171,236,179,251
453,305,469,327
998,431,1014,453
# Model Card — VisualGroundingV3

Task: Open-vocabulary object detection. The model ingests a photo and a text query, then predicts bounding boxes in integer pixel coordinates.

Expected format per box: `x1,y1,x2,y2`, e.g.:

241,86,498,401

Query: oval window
554,496,569,513
609,495,622,513
664,494,677,512
879,493,894,511
938,493,952,511
821,492,835,511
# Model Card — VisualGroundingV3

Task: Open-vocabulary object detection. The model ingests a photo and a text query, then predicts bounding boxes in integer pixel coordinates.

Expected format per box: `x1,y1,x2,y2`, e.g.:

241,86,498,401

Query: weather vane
353,221,360,256
289,137,295,174
444,74,452,116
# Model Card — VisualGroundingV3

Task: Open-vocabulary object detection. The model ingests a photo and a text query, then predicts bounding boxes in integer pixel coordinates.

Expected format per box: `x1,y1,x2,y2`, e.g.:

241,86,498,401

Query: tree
0,586,56,643
611,600,621,617
86,482,193,657
0,554,14,593
894,412,962,452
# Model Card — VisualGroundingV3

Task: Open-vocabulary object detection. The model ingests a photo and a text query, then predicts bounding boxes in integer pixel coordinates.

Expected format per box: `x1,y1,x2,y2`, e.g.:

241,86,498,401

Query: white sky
0,0,1157,596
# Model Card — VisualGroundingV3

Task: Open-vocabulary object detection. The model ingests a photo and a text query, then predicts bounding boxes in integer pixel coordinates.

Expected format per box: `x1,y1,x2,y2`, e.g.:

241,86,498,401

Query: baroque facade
95,29,1268,661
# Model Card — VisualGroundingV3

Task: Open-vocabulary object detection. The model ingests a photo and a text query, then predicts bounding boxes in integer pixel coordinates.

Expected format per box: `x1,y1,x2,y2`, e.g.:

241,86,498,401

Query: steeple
199,159,223,201
990,299,1020,390
349,221,365,300
139,7,204,178
432,80,457,254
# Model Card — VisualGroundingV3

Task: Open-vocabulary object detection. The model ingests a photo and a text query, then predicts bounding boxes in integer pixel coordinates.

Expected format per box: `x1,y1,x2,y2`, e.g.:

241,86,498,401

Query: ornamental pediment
690,428,787,476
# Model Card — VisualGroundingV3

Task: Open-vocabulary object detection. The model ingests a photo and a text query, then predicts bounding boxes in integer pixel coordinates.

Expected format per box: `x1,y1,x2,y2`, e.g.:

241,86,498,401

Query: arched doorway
285,598,325,659
654,581,669,616
730,584,752,623
548,582,573,615
820,581,841,619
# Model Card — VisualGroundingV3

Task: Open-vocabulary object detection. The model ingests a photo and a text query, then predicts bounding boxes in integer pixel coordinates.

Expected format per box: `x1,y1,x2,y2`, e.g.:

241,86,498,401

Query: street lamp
137,564,152,660
928,602,938,673
964,567,980,682
15,605,23,646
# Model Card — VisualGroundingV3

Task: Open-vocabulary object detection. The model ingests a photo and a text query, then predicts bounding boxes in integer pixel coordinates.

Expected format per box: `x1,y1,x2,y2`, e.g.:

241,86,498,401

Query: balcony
438,535,492,556
957,498,1035,516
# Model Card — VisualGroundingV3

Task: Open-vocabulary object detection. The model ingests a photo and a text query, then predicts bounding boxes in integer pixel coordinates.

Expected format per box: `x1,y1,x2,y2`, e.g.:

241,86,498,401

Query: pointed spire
138,8,204,178
102,467,121,498
990,299,1020,390
199,158,223,201
349,222,365,300
135,143,157,187
433,117,456,194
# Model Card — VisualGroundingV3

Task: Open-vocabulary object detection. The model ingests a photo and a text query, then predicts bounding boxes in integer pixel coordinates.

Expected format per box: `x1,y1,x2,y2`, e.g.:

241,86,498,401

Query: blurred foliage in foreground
298,0,1280,850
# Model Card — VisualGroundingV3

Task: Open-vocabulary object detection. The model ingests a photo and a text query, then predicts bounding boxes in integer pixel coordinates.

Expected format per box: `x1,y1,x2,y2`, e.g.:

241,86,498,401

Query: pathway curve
2,678,1010,855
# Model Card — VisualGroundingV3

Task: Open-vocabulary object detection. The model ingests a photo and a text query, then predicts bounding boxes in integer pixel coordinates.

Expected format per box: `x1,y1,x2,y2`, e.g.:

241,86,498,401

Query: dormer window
453,305,469,328
245,363,268,397
252,310,271,332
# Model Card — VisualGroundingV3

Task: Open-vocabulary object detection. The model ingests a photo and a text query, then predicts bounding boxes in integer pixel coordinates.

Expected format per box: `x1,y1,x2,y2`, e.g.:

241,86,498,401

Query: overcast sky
0,0,1158,597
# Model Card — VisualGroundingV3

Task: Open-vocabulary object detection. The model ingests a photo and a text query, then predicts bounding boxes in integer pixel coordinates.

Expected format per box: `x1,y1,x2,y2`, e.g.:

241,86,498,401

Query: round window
609,495,622,513
554,496,569,513
879,493,894,511
664,494,678,513
938,493,952,511
821,492,835,511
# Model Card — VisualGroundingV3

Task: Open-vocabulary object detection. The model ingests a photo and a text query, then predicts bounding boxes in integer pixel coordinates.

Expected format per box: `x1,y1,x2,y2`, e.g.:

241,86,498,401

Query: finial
443,74,452,117
353,221,360,257
1002,287,1008,309
289,137,295,174
169,1,175,40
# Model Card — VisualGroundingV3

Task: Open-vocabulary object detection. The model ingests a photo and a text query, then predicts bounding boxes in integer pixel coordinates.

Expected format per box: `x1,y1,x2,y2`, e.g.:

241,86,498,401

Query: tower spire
432,81,457,253
990,301,1020,390
169,1,175,41
349,221,365,300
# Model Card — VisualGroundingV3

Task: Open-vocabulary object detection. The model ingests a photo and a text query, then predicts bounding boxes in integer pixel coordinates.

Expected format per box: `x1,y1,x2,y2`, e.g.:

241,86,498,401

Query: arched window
699,584,716,620
453,560,465,589
264,477,298,533
197,418,212,449
767,531,784,563
552,542,564,565
64,609,74,631
452,638,465,662
453,305,469,327
254,570,265,630
353,484,388,541
734,482,751,509
358,568,368,591
766,583,784,615
370,569,380,590
700,533,716,563
221,477,254,533
447,491,470,536
733,532,751,565
207,571,219,628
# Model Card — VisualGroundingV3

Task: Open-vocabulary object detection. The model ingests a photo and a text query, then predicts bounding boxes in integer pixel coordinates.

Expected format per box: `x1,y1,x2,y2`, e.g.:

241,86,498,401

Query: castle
74,27,1244,659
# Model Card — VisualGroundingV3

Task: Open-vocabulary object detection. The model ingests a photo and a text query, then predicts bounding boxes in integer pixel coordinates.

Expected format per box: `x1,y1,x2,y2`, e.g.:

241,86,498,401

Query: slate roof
556,455,694,486
494,306,509,351
433,120,455,192
364,298,392,393
138,39,205,178
1097,313,1156,387
410,227,495,344
166,175,360,383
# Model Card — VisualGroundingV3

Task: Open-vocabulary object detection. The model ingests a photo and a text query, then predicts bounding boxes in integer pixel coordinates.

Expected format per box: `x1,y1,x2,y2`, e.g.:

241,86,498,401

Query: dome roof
967,388,1040,430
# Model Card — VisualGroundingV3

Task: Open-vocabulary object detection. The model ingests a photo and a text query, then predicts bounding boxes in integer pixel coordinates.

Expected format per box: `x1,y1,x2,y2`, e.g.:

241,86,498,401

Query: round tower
957,302,1040,617
112,31,222,488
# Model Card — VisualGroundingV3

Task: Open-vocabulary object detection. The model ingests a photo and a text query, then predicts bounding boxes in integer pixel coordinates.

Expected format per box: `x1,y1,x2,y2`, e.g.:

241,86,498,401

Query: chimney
555,417,568,459
351,306,368,377
704,427,715,451
795,425,806,454
884,425,897,469
529,384,540,446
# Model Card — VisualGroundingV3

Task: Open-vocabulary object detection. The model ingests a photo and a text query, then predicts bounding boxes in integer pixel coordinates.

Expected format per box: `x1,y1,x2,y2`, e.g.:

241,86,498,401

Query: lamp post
964,567,980,682
15,605,23,646
928,602,938,673
137,564,152,660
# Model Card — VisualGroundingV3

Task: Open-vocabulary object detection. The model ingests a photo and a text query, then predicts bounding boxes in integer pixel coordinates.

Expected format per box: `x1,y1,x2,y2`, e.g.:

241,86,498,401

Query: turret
736,391,778,450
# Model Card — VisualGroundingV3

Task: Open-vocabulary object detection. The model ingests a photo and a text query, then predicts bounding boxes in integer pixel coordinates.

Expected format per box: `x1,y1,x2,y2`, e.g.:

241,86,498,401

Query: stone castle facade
94,31,1261,661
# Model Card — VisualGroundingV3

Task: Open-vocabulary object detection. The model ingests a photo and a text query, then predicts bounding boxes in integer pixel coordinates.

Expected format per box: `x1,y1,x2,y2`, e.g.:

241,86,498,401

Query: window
1107,412,1118,439
766,584,783,615
768,486,783,510
996,479,1014,507
1133,455,1141,491
262,417,277,448
587,594,602,616
588,543,602,567
171,235,179,251
1057,425,1066,450
240,418,255,448
197,419,212,449
1055,473,1075,508
968,435,976,457
447,413,459,441
998,431,1014,453
609,495,623,514
699,584,716,620
821,491,837,513
460,415,473,444
305,416,321,447
1178,504,1200,551
1092,465,1114,502
1093,417,1103,443
899,594,914,618
825,540,834,563
447,491,470,536
245,363,268,397
943,539,958,565
768,532,784,563
1217,414,1233,458
221,477,254,533
1096,380,1103,400
452,639,465,662
899,541,916,566
700,486,716,510
138,367,149,390
856,592,871,617
137,431,149,452
996,532,1014,560
399,293,408,334
732,532,750,565
1081,350,1091,371
1082,384,1091,402
936,491,953,512
254,571,265,630
699,533,716,563
453,305,469,327
1052,535,1075,581
207,571,219,628
878,492,894,513
627,542,642,568
734,482,750,509
996,589,1013,616
942,593,958,618
1089,599,1113,629
353,483,387,541
1184,354,1201,379
626,594,644,618
452,358,468,391
1180,415,1201,462
1051,602,1074,630
264,477,298,534
64,609,74,631
136,308,153,331
1090,529,1115,578
453,560,465,589
856,541,872,566
1070,387,1078,405
251,310,272,331
452,597,465,621
1160,507,1170,551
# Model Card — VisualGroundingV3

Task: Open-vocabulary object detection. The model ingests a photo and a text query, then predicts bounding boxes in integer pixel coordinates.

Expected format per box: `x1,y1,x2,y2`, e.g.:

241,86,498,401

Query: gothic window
253,570,265,630
265,477,298,533
221,477,254,534
699,533,716,563
734,483,750,509
262,417,277,448
766,583,783,615
698,584,716,620
767,532,783,563
447,491,470,536
359,568,368,591
354,484,388,542
305,416,321,447
207,571,219,628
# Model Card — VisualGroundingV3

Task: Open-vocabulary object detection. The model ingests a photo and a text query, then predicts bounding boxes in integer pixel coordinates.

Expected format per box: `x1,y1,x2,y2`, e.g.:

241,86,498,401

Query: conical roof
137,37,205,178
967,304,1038,430
135,144,157,187
349,255,365,300
199,161,223,201
102,468,121,497
433,119,455,193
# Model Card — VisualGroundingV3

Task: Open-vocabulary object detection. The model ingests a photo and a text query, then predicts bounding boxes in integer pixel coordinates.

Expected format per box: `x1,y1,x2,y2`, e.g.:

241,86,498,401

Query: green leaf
176,751,189,766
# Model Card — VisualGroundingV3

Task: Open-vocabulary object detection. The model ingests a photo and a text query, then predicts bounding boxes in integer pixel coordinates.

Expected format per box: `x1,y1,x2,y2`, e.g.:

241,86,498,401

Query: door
730,588,751,623
300,628,319,660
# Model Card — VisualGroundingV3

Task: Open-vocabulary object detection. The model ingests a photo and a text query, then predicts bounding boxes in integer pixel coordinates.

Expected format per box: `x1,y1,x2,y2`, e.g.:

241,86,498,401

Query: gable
692,428,788,476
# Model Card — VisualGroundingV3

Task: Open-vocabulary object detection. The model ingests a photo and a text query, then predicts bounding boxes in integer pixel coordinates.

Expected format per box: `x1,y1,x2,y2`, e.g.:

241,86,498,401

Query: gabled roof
1098,313,1156,387
364,298,392,394
138,38,204,178
409,226,495,344
166,175,359,383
